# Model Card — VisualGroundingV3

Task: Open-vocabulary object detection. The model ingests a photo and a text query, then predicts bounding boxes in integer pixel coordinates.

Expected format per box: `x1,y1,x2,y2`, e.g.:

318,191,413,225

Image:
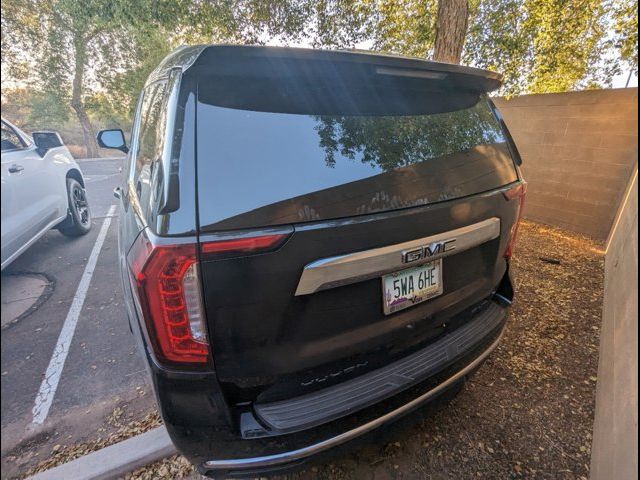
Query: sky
611,69,639,88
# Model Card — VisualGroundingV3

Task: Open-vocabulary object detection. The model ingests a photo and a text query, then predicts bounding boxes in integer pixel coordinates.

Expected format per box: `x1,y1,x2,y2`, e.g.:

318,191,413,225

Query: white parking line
85,173,121,183
32,205,118,425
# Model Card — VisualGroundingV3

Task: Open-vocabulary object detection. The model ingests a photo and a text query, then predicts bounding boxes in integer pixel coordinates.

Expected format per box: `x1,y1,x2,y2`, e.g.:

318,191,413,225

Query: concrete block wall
590,167,638,480
494,88,638,240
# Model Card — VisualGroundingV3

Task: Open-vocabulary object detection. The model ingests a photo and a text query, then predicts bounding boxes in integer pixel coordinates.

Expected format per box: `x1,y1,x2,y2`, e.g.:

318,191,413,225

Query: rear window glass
196,96,517,231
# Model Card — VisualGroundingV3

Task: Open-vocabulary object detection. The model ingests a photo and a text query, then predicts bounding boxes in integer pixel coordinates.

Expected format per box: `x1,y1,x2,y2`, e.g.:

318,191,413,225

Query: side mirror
97,129,128,154
32,131,64,157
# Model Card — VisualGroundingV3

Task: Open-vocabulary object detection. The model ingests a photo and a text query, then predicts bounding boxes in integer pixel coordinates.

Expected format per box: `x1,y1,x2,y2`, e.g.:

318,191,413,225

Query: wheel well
66,168,85,188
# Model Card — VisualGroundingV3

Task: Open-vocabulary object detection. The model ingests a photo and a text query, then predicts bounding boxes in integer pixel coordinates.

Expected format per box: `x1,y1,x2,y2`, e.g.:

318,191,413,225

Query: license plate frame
381,259,443,315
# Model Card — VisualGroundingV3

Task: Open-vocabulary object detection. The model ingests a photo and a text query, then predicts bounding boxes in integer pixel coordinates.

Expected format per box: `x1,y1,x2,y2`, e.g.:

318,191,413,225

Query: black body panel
169,316,506,477
115,45,525,477
254,301,505,434
199,188,518,404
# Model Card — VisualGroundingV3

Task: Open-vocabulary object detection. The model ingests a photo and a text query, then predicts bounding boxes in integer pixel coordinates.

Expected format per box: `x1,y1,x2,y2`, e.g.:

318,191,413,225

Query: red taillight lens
201,233,289,256
503,182,527,259
128,237,209,367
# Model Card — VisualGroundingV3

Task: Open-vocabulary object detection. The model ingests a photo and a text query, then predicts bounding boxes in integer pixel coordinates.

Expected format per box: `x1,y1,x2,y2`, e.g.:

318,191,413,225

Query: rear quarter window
134,83,167,181
128,81,170,211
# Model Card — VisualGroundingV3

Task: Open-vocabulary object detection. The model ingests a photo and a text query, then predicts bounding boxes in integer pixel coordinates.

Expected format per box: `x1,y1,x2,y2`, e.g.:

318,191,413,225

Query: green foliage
84,92,131,129
1,0,31,73
0,88,70,129
1,0,635,138
27,90,71,127
371,0,438,57
613,0,638,73
465,0,532,95
98,29,175,117
3,0,380,122
525,0,607,93
180,1,374,48
310,0,377,47
369,0,613,94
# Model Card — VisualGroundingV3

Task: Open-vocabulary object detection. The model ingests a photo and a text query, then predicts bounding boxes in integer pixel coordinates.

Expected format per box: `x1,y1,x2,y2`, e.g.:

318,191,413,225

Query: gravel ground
22,411,162,477
24,220,606,480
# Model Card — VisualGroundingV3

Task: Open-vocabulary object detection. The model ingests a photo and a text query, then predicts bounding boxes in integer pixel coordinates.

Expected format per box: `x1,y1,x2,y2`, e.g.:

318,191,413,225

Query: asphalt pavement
1,158,155,475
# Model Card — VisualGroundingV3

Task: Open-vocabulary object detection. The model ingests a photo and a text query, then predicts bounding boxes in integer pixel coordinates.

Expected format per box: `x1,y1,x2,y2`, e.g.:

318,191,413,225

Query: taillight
200,233,290,257
127,235,209,367
503,182,527,259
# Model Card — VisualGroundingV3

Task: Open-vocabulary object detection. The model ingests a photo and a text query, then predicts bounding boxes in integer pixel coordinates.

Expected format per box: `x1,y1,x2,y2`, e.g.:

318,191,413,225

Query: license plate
382,260,443,315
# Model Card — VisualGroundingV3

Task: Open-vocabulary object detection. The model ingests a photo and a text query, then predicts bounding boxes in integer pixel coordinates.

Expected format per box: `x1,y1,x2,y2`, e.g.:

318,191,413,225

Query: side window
1,121,26,152
125,93,145,182
133,81,167,189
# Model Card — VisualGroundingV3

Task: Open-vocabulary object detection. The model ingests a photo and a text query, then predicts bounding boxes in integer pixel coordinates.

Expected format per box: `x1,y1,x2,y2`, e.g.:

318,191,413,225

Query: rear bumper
143,290,511,478
200,326,504,477
253,301,505,434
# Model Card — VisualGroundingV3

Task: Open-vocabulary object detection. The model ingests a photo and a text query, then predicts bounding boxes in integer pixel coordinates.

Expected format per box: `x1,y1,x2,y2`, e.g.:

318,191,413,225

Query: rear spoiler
189,46,503,116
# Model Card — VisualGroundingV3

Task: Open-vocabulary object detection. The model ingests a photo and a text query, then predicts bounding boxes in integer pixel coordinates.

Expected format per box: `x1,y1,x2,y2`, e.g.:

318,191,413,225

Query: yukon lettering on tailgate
300,362,369,387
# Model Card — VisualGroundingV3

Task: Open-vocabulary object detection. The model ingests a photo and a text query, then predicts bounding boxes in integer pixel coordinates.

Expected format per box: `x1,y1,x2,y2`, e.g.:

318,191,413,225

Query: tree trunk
433,0,469,64
71,34,98,158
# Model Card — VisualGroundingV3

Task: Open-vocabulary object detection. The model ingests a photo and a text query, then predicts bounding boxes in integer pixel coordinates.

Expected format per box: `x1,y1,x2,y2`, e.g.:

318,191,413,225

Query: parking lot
1,157,156,477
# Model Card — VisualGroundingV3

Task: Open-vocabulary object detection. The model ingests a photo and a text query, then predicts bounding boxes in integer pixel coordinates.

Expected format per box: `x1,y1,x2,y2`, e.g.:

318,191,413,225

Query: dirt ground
23,220,606,480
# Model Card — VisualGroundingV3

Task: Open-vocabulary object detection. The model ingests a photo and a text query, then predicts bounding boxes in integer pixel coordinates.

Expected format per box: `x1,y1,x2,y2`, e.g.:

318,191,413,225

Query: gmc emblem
402,239,456,263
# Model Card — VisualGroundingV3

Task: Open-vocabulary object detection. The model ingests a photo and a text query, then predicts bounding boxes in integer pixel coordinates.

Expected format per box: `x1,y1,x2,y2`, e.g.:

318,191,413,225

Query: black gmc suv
98,45,526,478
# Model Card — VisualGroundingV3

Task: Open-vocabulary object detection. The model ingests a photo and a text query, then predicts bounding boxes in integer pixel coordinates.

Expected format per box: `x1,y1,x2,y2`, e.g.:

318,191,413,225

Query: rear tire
59,178,92,236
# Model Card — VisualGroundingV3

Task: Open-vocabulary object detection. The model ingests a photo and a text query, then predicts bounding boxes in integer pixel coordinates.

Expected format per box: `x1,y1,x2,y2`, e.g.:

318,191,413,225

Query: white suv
1,118,92,270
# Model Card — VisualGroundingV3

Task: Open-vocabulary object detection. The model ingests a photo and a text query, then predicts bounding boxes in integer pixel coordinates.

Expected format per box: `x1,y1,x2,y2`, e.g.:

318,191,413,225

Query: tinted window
132,81,167,186
196,97,518,231
125,93,145,183
1,121,26,152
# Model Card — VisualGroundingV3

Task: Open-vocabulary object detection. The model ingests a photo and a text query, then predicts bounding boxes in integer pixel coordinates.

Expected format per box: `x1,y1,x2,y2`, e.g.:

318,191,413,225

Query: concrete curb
28,427,177,480
1,272,54,329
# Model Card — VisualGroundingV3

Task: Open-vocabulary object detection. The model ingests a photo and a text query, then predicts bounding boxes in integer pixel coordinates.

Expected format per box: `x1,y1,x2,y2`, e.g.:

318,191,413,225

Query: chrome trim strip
202,328,504,472
295,217,500,296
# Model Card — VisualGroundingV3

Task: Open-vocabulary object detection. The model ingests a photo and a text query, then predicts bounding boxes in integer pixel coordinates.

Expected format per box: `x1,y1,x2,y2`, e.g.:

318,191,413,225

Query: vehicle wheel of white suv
59,178,92,236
